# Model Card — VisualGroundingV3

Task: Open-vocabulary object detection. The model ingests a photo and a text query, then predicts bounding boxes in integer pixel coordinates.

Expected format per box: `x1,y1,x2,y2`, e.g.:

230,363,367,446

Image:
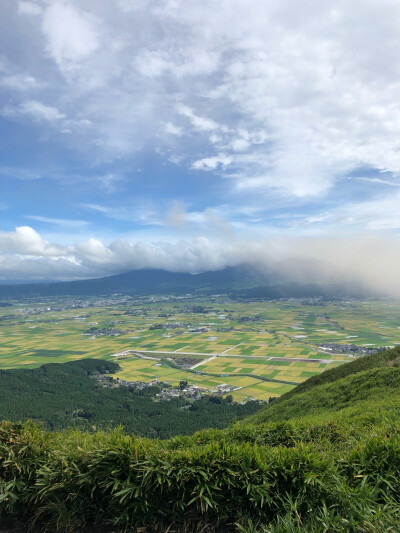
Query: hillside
0,359,260,438
0,265,264,298
247,343,400,424
2,348,400,531
0,264,368,298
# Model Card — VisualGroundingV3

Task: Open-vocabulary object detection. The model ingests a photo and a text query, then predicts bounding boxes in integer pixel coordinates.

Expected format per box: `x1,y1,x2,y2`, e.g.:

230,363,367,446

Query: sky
1,0,400,292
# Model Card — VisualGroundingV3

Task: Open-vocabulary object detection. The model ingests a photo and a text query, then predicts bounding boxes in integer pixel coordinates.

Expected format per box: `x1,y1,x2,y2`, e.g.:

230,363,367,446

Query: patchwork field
1,295,400,400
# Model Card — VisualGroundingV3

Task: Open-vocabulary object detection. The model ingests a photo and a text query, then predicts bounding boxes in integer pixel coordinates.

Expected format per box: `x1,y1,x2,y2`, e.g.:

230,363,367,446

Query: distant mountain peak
0,263,368,299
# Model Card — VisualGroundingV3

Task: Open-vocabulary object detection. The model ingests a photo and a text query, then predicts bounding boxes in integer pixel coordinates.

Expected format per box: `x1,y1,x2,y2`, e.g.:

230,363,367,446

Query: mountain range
0,264,368,299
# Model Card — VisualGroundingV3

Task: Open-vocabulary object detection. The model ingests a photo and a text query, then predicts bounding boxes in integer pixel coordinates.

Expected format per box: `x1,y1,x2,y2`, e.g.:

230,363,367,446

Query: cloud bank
1,226,400,297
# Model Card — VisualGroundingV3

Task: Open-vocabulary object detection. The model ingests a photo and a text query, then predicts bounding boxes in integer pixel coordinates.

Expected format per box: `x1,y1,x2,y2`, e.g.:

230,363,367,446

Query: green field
1,295,400,400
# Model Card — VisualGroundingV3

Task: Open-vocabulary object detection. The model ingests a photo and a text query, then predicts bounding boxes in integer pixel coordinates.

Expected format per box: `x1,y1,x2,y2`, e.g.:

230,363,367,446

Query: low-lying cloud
1,226,400,297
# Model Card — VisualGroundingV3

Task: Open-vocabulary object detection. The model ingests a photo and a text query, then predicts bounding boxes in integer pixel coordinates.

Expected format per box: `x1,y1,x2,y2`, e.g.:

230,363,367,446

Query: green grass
246,345,400,425
3,346,400,530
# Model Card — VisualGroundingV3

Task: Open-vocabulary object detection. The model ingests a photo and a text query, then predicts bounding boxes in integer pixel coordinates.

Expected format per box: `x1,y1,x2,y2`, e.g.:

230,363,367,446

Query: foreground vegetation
2,346,400,531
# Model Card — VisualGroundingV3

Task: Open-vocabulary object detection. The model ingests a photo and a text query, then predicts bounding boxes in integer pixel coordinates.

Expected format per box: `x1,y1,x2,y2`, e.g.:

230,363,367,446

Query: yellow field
111,357,293,400
1,296,400,401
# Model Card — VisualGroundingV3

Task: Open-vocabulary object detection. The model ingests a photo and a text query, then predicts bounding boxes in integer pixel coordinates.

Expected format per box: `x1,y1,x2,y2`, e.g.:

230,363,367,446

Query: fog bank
0,227,399,297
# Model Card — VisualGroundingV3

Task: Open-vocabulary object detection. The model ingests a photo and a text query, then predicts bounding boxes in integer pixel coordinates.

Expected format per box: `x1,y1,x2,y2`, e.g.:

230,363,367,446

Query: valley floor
1,295,399,401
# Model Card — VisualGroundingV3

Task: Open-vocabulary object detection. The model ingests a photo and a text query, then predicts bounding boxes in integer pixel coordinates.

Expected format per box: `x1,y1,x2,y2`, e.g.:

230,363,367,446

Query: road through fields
120,349,348,366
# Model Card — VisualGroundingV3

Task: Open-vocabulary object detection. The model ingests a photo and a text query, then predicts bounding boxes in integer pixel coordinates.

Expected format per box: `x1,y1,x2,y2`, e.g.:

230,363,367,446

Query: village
318,343,388,355
93,371,256,403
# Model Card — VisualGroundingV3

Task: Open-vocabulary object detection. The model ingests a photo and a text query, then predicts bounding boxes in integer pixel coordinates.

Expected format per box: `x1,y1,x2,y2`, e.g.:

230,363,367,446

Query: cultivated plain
1,295,400,401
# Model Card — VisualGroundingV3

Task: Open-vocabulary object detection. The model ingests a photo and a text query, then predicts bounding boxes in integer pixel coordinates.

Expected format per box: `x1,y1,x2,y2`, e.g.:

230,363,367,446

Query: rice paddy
1,295,400,400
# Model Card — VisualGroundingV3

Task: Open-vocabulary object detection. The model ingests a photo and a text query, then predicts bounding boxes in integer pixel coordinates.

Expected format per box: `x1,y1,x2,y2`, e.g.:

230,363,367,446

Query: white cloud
0,227,67,256
231,138,250,152
192,154,233,171
20,100,65,121
177,105,221,132
333,192,400,231
134,48,219,79
164,122,183,136
80,203,110,215
25,216,89,228
0,74,38,91
75,238,114,265
96,173,126,193
2,226,400,296
352,177,400,188
135,51,170,78
6,0,400,197
81,201,163,226
41,3,99,71
0,256,83,282
166,200,187,228
18,2,42,16
295,190,400,232
3,0,400,229
0,167,42,180
3,100,65,123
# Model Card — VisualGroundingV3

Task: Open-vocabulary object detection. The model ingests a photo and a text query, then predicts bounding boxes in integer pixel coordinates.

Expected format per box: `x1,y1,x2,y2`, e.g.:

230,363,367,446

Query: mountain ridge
0,263,369,298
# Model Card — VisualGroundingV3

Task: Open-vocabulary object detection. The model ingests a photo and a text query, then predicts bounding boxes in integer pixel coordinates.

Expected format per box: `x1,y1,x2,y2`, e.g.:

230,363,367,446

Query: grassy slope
246,344,400,425
2,347,400,531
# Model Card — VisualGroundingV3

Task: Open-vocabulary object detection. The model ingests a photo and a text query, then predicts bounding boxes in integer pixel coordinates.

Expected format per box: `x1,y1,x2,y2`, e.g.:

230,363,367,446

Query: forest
0,359,261,439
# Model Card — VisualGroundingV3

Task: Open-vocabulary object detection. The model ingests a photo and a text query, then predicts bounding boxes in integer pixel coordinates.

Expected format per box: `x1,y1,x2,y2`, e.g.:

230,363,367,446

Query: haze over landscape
4,3,400,532
1,1,400,294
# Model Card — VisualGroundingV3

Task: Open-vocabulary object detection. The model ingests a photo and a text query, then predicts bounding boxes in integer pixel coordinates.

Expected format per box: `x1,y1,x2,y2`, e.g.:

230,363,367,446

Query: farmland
1,294,400,401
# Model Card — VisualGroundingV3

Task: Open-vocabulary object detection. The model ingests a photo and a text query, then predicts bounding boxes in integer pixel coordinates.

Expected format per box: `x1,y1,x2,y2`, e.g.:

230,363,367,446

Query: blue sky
1,0,400,290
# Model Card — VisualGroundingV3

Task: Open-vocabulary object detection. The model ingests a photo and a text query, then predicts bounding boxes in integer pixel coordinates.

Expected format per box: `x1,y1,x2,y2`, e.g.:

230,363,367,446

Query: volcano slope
2,346,400,532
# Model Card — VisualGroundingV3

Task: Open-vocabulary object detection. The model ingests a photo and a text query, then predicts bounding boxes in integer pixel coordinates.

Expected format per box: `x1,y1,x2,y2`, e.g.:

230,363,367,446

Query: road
119,348,346,367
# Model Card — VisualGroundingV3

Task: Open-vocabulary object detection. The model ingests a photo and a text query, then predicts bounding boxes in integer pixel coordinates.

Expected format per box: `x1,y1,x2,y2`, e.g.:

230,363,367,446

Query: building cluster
318,343,388,355
94,372,248,403
238,315,262,323
84,327,128,338
156,384,204,401
149,322,185,330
